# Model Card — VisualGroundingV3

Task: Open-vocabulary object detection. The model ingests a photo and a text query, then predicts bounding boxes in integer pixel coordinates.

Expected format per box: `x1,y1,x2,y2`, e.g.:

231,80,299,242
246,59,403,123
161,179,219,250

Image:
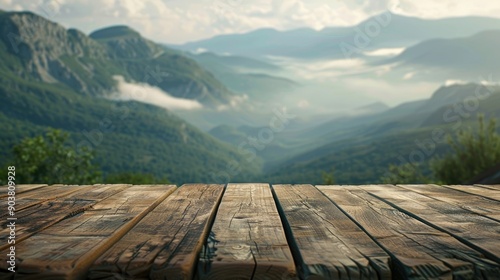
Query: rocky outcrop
0,10,235,105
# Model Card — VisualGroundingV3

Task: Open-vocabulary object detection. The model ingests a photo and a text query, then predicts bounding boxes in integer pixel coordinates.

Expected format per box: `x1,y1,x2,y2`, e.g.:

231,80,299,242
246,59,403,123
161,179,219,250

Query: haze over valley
1,1,500,184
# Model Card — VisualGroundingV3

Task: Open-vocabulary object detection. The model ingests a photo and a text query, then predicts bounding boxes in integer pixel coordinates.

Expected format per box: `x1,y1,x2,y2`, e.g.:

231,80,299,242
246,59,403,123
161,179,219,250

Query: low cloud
297,99,310,108
217,94,249,111
444,79,468,86
364,48,405,57
481,80,500,86
193,48,208,54
109,76,203,110
271,56,367,80
403,71,416,80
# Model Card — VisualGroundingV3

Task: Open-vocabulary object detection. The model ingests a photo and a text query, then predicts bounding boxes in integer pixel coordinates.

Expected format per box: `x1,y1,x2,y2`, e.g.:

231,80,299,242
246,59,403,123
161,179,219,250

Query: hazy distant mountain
299,83,499,144
417,83,500,112
3,9,500,185
177,13,500,59
353,102,389,115
419,83,500,126
208,123,304,167
0,10,261,183
189,51,281,71
208,125,247,146
186,51,298,99
385,30,500,78
265,83,500,184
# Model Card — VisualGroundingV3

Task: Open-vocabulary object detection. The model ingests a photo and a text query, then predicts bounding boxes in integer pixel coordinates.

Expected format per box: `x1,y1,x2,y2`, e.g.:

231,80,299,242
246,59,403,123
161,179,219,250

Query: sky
1,0,500,44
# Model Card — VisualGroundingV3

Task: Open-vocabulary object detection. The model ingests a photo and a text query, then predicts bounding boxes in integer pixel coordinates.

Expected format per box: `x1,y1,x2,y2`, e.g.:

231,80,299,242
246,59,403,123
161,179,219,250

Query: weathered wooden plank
443,185,500,201
399,184,500,221
273,184,390,279
0,184,47,198
88,184,224,279
0,185,92,217
197,183,296,279
319,185,500,279
0,185,176,279
0,184,129,251
9,184,86,200
361,185,500,264
476,185,500,191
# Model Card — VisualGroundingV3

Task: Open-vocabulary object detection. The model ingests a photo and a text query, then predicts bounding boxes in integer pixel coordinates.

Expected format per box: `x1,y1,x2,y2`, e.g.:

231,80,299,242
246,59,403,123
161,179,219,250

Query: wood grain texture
475,185,500,191
361,185,500,264
89,184,224,280
0,185,176,279
197,183,297,280
0,185,129,251
1,184,498,280
399,184,500,221
443,185,500,201
0,185,92,217
0,184,47,198
273,184,390,279
320,185,500,279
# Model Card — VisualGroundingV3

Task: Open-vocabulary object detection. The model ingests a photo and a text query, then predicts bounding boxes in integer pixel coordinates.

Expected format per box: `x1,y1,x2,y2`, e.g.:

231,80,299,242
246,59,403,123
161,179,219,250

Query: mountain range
186,51,299,101
382,30,500,81
1,9,500,185
261,84,500,183
177,13,500,60
0,10,260,183
0,11,237,106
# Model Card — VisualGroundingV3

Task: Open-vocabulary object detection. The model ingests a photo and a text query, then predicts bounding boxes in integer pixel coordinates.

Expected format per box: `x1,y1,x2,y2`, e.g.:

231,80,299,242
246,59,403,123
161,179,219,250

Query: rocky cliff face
0,12,110,94
89,25,234,105
0,10,235,105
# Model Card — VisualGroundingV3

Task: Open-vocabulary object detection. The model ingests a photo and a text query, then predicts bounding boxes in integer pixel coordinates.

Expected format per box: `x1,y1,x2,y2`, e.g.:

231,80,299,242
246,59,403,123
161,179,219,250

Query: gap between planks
318,185,499,279
272,184,391,279
1,184,499,280
360,185,500,264
0,184,176,279
197,183,297,280
88,184,225,279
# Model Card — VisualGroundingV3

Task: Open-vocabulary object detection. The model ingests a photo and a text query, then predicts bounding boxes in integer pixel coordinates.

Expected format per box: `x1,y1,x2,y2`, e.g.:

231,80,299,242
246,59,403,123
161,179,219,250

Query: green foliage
321,169,335,185
431,116,500,184
105,173,170,184
7,129,101,185
3,10,500,186
380,163,430,184
381,116,500,185
0,12,261,185
0,78,261,184
265,128,442,185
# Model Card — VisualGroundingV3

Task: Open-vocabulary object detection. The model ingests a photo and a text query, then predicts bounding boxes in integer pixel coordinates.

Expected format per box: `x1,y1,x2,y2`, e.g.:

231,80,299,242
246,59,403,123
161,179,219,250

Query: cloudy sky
1,0,500,44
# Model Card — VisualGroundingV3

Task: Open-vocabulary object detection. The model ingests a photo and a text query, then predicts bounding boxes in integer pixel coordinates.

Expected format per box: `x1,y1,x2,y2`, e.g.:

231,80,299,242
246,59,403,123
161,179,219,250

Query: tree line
322,115,499,185
381,115,500,184
2,116,499,185
2,129,169,185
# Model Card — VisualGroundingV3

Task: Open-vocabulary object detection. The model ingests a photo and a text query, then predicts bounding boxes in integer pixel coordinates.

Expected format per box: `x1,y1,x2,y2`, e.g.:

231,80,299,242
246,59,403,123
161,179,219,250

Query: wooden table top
1,184,499,279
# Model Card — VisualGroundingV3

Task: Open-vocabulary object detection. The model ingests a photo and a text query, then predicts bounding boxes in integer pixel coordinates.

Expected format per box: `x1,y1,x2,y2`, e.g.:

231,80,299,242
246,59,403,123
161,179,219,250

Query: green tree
432,115,500,184
321,169,335,185
105,173,170,184
380,163,430,184
8,129,101,184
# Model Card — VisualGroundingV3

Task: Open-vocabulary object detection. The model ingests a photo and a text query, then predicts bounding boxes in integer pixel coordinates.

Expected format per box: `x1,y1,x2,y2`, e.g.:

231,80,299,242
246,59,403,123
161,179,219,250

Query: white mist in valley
109,76,203,110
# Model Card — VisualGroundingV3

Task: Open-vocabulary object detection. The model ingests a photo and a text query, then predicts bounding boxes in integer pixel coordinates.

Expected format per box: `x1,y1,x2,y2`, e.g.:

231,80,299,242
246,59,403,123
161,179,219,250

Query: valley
1,9,499,185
